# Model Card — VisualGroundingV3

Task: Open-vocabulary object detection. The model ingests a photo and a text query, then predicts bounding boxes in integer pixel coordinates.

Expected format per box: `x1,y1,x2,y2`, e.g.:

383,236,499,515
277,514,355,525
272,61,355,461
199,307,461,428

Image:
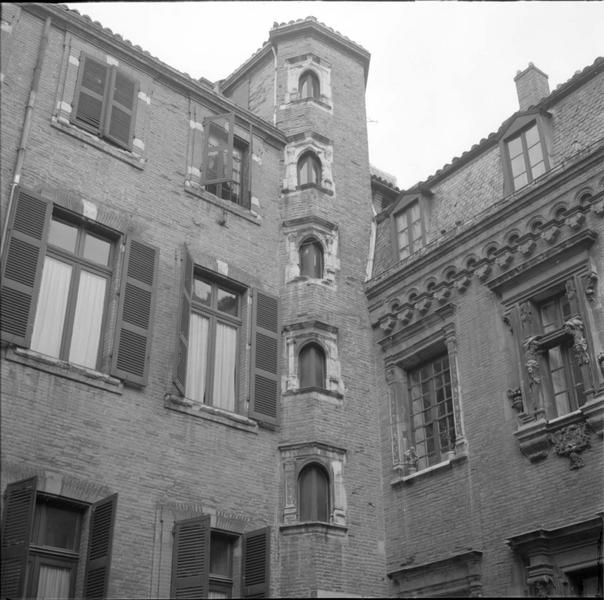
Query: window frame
393,198,426,261
299,69,320,100
298,237,324,279
505,122,549,191
71,52,138,151
297,151,322,188
297,462,330,523
209,530,237,599
298,341,327,391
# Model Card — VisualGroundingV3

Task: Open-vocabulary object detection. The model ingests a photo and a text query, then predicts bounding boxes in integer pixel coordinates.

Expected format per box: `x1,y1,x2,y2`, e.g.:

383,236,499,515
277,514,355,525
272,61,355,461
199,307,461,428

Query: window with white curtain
186,275,241,412
30,216,113,370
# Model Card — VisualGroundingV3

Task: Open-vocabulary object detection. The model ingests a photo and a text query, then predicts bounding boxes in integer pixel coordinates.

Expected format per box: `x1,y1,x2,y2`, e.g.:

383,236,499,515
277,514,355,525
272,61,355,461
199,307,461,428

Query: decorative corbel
584,271,598,302
475,263,491,282
495,250,513,270
563,317,590,366
549,422,591,469
566,212,585,230
518,239,536,256
416,297,431,315
379,315,398,334
507,388,524,413
403,446,419,473
454,273,471,292
434,287,451,304
399,307,414,326
523,336,542,390
591,198,604,217
541,224,560,244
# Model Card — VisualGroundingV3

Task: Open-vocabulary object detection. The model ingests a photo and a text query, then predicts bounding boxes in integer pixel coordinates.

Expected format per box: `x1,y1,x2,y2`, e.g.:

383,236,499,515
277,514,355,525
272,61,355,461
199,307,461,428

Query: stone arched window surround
283,321,344,397
298,236,324,279
283,132,334,194
298,69,320,99
279,441,347,528
297,151,322,187
297,461,330,521
283,53,332,110
298,341,326,389
283,216,339,285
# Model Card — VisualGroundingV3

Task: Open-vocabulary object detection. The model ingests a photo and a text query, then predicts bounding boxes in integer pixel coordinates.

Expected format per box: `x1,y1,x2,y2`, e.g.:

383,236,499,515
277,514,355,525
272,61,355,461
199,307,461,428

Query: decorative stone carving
592,198,604,216
379,315,397,334
434,287,451,304
599,352,604,375
524,336,542,389
416,297,431,315
581,395,604,437
475,263,491,282
584,271,598,302
533,577,555,598
403,447,419,472
541,225,560,244
518,239,536,256
564,278,577,303
519,301,533,328
514,419,550,462
563,317,590,366
566,212,585,230
454,274,471,292
399,307,414,326
495,250,513,269
549,422,591,469
507,388,524,413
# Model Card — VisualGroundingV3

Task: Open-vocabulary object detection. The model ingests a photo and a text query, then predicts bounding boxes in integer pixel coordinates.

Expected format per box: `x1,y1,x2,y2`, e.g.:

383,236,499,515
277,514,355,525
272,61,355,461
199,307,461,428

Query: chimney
514,63,550,111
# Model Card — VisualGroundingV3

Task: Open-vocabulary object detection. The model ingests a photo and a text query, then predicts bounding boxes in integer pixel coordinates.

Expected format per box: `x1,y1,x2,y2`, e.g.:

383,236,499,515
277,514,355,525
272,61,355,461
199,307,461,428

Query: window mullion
59,263,81,361
520,132,532,183
101,66,117,137
205,314,217,405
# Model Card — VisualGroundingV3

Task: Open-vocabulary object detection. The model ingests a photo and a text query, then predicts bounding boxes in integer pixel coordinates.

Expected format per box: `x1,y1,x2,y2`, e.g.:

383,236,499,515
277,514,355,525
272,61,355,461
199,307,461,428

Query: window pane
411,220,423,244
210,534,232,577
300,241,323,278
396,213,408,234
513,173,528,190
31,257,73,359
299,465,328,522
528,143,544,167
300,344,325,388
531,161,546,179
212,323,237,411
186,314,210,403
510,154,526,178
48,219,78,253
69,271,107,369
524,124,539,147
209,591,229,600
207,122,230,181
539,299,558,332
194,279,212,306
507,136,523,159
217,288,238,316
36,565,72,600
410,202,421,221
34,504,79,549
83,234,111,265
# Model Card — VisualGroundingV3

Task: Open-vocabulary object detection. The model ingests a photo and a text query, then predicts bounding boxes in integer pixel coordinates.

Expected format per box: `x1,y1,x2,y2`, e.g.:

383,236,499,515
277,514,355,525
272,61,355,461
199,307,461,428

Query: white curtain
212,323,237,411
31,257,72,359
68,271,107,369
36,564,71,599
186,314,209,403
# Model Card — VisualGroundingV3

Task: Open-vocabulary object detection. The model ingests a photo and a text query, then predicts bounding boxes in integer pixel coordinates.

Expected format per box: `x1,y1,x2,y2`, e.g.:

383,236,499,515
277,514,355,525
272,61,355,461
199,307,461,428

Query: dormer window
395,200,424,260
299,70,320,99
506,123,547,191
297,152,322,187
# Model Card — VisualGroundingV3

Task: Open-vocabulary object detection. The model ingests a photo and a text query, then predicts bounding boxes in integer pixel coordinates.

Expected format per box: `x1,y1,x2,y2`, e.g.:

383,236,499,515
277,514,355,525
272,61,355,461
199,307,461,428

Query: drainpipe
1,16,51,255
365,202,377,282
271,43,277,126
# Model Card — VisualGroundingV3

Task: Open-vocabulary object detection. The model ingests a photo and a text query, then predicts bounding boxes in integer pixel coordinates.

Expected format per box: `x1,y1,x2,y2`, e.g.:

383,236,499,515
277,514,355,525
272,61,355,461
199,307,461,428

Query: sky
66,2,603,190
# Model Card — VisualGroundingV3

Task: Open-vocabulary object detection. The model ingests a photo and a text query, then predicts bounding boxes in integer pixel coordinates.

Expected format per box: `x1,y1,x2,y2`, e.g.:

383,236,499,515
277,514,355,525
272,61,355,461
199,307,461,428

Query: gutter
1,15,51,255
271,43,277,127
365,202,377,282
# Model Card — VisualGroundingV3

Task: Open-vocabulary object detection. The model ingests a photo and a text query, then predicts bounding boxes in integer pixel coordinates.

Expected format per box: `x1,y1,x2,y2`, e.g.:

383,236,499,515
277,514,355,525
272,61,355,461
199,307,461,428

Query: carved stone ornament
434,287,451,304
563,317,590,366
507,388,524,413
584,271,598,302
495,251,513,269
564,278,577,303
403,446,419,471
399,308,414,325
549,422,591,469
475,263,491,282
454,274,471,292
519,301,533,328
593,198,604,216
533,576,555,598
599,352,604,376
379,315,397,334
567,212,585,230
541,224,560,244
524,336,542,389
518,239,536,256
416,297,431,315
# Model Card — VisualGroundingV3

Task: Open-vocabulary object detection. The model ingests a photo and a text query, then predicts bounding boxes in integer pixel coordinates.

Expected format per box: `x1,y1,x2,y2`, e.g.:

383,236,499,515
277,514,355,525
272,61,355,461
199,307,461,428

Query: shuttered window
1,478,117,600
241,527,270,598
171,516,211,599
72,53,138,150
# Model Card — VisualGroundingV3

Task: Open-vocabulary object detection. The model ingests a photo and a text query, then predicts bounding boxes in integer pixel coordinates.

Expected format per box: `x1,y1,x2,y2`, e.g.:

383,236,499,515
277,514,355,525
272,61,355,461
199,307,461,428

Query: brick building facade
0,3,602,598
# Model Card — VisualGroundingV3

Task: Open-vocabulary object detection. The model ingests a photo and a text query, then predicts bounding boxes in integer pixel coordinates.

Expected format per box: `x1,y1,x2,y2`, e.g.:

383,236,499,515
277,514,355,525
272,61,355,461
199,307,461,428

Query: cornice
22,3,287,147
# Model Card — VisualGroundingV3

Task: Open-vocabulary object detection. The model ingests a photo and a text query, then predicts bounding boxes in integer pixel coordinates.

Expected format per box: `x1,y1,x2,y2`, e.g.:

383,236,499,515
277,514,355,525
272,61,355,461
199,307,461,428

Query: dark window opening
299,238,324,279
297,152,322,187
299,342,326,389
299,70,320,99
298,463,329,522
505,123,548,191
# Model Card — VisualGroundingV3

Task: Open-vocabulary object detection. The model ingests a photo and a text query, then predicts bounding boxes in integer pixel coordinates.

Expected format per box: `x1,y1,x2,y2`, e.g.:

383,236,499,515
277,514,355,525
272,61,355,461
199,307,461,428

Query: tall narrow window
299,70,320,99
209,532,235,599
298,463,329,522
299,238,323,279
30,216,113,370
297,152,322,187
407,354,456,470
395,201,424,260
299,343,326,389
186,275,241,412
506,123,548,191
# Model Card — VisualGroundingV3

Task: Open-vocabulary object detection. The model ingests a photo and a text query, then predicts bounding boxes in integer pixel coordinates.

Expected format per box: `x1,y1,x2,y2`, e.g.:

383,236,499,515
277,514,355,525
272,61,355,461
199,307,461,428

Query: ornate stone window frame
384,308,468,483
52,37,150,169
279,441,347,531
282,321,344,398
283,216,339,285
282,132,334,195
283,53,333,111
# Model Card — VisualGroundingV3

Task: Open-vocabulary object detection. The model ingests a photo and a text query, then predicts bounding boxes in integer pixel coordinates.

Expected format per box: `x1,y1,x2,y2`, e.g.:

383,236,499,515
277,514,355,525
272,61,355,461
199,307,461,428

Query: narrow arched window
299,70,320,99
298,463,329,522
299,342,326,389
299,238,323,279
297,152,321,187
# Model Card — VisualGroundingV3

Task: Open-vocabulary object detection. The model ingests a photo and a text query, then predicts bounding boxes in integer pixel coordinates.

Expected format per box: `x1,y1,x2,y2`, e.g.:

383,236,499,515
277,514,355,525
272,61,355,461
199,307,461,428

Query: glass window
299,463,329,522
299,239,324,278
209,532,234,599
299,70,320,99
506,123,549,191
395,201,424,261
299,343,326,389
186,276,242,412
297,152,322,187
30,216,113,370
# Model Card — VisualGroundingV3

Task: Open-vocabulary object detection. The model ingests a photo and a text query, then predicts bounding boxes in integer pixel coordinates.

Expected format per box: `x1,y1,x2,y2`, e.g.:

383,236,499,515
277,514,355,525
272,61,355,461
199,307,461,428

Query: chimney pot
514,63,550,111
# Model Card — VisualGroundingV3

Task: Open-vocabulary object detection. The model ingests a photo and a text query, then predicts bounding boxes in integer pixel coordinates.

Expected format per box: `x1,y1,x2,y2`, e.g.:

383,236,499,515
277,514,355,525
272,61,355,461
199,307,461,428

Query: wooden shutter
0,477,37,599
105,68,138,150
170,515,210,599
242,527,270,598
111,238,159,386
0,188,52,346
73,54,109,134
83,493,117,600
249,290,279,426
174,246,194,395
244,123,253,210
201,113,234,185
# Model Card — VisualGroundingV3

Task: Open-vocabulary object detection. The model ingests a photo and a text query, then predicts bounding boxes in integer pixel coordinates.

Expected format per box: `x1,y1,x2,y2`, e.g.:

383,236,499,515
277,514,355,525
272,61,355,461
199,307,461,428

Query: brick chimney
514,63,550,110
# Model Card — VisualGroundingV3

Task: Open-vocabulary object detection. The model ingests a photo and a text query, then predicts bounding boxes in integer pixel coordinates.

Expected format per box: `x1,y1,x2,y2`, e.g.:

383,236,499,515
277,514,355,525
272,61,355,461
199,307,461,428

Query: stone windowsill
279,521,347,537
391,449,468,486
51,118,145,170
282,184,334,197
4,346,123,394
282,387,344,403
164,393,259,434
287,96,333,112
287,276,335,287
184,184,262,226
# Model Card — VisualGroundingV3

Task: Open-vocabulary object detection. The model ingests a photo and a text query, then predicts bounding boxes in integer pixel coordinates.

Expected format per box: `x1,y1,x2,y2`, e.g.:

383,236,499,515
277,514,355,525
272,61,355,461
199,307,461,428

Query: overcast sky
66,2,603,190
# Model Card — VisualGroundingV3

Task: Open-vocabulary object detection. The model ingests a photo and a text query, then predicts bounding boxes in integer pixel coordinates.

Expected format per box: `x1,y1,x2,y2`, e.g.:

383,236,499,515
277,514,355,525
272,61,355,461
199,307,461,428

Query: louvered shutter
244,123,253,210
242,527,270,598
111,238,159,386
105,68,138,150
249,290,279,426
201,113,234,185
0,477,37,599
170,516,210,599
174,246,194,395
83,493,117,600
0,188,52,346
73,54,109,135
